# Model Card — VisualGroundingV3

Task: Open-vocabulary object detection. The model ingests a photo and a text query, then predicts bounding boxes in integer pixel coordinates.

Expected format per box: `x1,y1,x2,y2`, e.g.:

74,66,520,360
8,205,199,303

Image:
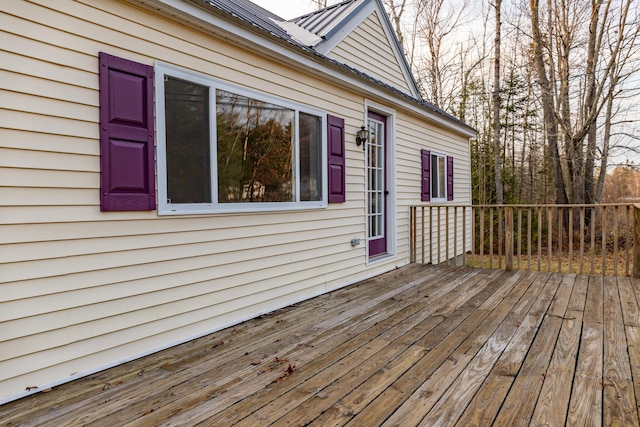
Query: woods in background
318,0,640,205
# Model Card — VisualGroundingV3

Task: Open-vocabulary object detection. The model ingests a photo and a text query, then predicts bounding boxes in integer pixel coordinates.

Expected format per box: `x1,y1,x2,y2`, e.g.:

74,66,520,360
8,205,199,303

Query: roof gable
290,0,420,99
325,11,413,95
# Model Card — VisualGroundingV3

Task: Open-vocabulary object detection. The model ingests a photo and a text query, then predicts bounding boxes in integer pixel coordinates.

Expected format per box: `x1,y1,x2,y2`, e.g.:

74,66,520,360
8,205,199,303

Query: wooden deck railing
409,204,640,277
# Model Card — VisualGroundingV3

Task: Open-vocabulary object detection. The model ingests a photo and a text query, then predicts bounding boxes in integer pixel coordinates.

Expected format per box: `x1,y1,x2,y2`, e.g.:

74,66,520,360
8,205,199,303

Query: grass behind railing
467,250,630,276
409,204,639,277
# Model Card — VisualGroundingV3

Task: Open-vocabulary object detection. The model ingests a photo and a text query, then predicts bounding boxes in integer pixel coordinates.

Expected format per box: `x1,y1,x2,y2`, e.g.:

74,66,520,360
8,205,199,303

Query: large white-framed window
155,62,326,214
431,152,447,201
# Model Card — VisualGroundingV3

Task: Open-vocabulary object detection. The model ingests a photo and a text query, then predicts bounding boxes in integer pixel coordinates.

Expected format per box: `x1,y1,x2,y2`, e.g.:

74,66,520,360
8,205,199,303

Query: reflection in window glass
438,156,446,198
431,155,438,198
216,90,294,203
165,77,211,203
299,112,322,201
158,66,326,212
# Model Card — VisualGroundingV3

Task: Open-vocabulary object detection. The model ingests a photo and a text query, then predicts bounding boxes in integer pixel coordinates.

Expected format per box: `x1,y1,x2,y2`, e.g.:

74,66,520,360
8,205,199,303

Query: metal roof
203,0,291,41
292,0,366,40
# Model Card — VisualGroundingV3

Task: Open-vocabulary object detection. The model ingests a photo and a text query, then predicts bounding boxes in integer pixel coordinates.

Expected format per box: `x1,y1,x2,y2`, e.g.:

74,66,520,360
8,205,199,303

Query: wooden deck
3,265,640,426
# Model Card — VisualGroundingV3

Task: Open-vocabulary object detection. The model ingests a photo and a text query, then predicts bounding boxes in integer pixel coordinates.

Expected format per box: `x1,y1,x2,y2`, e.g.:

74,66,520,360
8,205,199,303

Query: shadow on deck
3,265,640,426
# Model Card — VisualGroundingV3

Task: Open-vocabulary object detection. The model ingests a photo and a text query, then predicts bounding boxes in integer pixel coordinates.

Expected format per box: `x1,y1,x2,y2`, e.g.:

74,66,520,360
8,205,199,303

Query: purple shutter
447,155,454,201
327,115,346,203
99,52,155,211
421,149,430,201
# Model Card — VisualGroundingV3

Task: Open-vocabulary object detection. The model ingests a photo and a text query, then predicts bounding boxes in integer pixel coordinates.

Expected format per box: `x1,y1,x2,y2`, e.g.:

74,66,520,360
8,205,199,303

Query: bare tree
528,0,640,205
378,0,639,205
528,0,569,205
410,0,492,128
492,0,504,204
383,0,408,48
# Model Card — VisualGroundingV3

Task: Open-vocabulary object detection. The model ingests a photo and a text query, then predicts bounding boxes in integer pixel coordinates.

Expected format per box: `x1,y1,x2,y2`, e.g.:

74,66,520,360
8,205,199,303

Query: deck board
2,265,640,426
530,274,584,427
603,276,639,426
567,275,604,426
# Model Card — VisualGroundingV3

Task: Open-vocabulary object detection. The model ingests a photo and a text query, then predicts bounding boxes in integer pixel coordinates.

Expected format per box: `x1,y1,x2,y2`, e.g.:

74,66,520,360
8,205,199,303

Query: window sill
158,202,328,216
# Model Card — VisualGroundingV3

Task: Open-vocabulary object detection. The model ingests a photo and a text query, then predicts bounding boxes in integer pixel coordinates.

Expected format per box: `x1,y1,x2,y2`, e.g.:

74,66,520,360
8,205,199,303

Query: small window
156,64,326,214
431,153,447,201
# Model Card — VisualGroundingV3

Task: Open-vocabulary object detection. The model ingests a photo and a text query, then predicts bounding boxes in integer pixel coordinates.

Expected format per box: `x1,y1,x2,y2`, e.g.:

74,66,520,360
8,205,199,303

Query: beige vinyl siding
0,0,470,402
0,0,372,401
396,113,472,262
328,12,412,95
394,108,472,262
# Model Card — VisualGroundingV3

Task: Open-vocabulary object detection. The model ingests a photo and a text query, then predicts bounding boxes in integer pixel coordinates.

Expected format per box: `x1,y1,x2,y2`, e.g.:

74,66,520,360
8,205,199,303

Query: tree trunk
529,0,568,205
584,0,601,205
596,85,615,203
493,0,504,204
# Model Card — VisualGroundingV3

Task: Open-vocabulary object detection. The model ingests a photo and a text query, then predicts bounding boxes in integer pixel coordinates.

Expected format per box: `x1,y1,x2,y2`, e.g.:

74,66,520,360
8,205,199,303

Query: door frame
364,101,397,264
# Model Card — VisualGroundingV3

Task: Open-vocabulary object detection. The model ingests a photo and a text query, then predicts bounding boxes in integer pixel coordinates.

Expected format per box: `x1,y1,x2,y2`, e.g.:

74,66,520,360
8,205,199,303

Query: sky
251,0,318,19
250,0,639,167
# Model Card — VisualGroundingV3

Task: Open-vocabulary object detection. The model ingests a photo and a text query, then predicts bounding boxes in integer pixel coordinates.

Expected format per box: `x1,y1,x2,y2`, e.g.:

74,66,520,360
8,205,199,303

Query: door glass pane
367,119,384,240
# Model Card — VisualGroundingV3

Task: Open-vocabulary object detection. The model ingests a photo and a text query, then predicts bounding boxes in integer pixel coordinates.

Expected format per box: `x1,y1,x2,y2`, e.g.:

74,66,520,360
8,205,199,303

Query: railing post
634,204,640,278
410,207,413,263
505,206,514,271
421,207,425,264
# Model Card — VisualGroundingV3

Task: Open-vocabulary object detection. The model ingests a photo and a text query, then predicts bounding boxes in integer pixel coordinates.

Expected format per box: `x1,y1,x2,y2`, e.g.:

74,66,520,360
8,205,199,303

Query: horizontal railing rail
409,203,640,277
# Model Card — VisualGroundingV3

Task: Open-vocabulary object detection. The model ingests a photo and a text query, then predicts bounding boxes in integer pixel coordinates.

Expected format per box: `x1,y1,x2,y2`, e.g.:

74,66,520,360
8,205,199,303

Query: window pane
431,155,438,198
299,112,322,201
439,156,446,198
216,90,294,203
165,76,211,203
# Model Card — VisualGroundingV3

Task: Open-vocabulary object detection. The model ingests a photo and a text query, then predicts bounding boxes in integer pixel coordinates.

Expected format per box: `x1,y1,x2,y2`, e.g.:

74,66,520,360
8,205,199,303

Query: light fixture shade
356,126,369,146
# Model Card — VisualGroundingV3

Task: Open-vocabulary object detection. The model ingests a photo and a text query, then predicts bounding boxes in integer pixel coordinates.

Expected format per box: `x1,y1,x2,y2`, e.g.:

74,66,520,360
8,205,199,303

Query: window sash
430,153,447,201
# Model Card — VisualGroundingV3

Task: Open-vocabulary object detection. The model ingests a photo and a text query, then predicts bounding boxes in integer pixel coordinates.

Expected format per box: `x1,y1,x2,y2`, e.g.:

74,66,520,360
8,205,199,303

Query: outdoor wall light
355,126,369,149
